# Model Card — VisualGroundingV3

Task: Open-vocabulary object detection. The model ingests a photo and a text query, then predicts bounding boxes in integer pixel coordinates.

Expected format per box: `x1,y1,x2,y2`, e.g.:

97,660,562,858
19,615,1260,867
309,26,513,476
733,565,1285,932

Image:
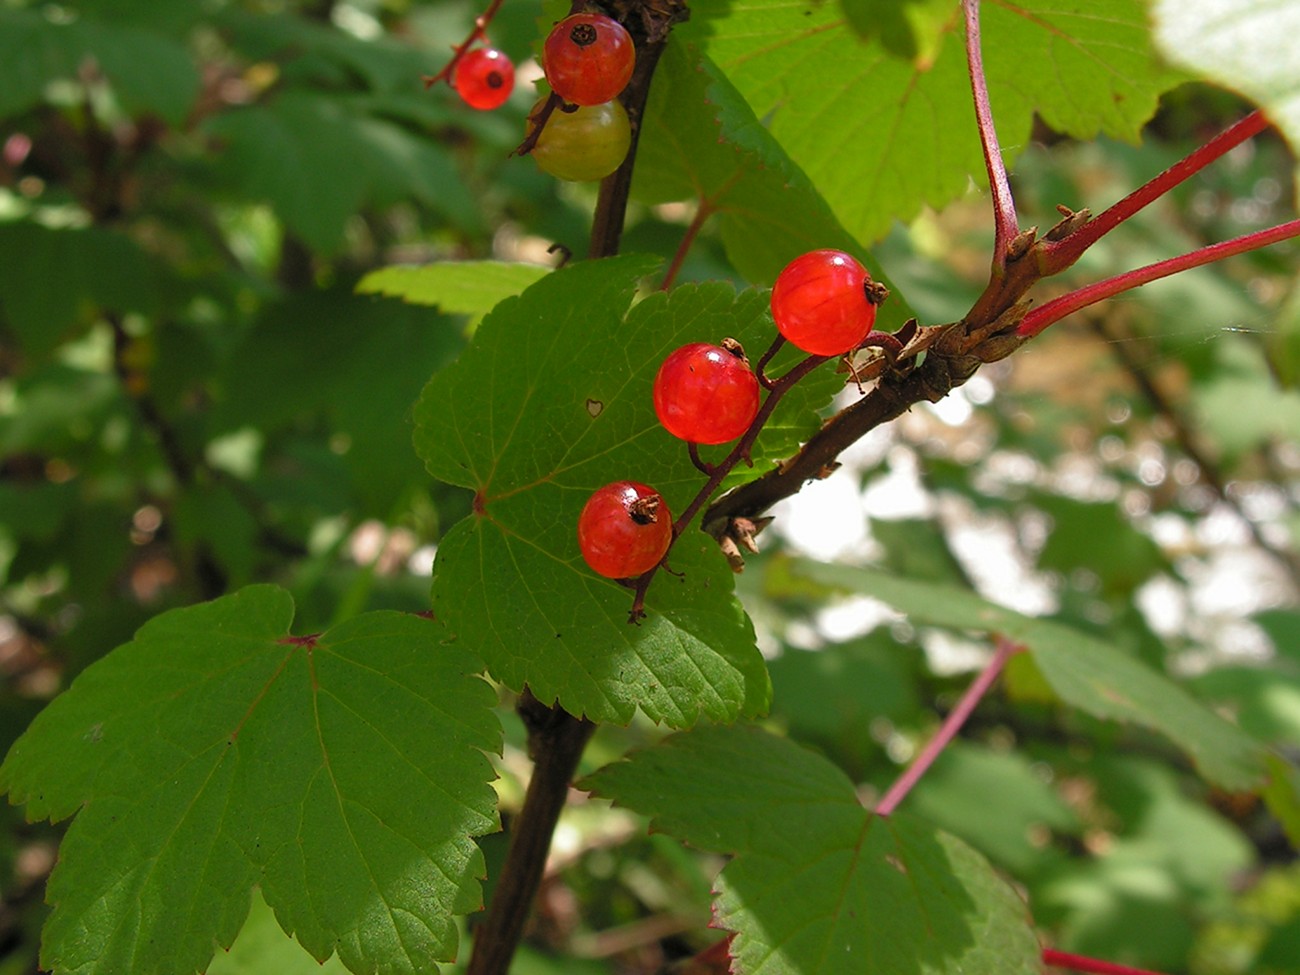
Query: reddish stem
1039,111,1269,273
660,201,717,290
627,351,829,619
1042,948,1171,975
422,0,506,88
875,637,1021,817
1018,218,1300,338
963,0,1018,271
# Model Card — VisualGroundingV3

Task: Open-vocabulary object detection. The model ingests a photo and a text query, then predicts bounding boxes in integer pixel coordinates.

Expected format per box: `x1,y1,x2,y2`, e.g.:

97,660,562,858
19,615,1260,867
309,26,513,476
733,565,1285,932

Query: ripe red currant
529,98,631,182
542,13,635,107
653,341,761,445
770,249,882,356
577,481,672,579
453,47,515,111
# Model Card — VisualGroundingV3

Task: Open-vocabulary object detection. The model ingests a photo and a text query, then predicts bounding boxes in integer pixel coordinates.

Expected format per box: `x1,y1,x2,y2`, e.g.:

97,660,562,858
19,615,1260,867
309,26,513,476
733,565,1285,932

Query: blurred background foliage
0,1,1296,973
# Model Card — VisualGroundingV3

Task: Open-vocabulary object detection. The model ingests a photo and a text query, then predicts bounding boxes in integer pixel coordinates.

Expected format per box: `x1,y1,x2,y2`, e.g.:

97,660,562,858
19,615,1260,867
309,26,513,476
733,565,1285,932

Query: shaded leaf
0,223,166,358
781,560,1269,791
0,587,500,975
0,8,199,122
206,92,478,253
585,724,1040,975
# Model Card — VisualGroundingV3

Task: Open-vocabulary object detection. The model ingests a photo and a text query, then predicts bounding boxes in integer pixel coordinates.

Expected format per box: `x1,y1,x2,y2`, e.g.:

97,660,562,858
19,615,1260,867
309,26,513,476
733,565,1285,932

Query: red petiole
1018,217,1300,338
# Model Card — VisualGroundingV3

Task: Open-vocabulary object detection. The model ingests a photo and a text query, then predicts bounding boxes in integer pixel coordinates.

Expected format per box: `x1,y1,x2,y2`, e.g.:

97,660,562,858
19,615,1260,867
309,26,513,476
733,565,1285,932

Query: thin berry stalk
875,637,1021,816
1042,948,1171,975
1039,110,1269,273
660,201,717,290
628,351,829,618
963,0,1018,272
1018,217,1300,338
422,0,506,87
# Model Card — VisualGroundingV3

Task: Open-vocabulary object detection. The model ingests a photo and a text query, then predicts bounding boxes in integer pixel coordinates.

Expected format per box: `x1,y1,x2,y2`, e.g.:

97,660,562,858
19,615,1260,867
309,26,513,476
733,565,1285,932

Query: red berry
542,13,635,106
577,481,672,579
653,341,761,445
770,249,880,356
453,48,514,110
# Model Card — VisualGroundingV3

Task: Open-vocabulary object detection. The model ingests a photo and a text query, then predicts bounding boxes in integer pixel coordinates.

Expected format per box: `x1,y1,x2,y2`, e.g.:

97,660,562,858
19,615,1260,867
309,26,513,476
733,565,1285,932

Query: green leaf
0,8,199,122
682,0,1180,244
635,40,908,301
1153,0,1300,189
215,287,467,516
584,725,1040,975
206,92,478,253
1262,753,1300,850
415,256,846,726
1034,495,1167,596
0,587,501,975
357,262,552,329
907,742,1081,877
0,223,165,358
780,560,1269,791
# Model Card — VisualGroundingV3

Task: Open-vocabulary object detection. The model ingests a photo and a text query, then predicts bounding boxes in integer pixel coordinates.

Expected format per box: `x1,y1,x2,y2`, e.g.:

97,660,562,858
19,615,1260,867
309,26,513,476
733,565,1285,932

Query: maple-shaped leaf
633,39,911,319
781,560,1269,792
682,0,1182,244
0,586,501,975
356,261,552,329
413,256,841,727
584,724,1040,975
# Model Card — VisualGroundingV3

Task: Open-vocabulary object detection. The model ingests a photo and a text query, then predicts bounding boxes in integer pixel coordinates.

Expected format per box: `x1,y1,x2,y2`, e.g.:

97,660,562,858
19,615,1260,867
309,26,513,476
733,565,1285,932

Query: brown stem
588,32,671,258
660,201,716,290
466,692,595,975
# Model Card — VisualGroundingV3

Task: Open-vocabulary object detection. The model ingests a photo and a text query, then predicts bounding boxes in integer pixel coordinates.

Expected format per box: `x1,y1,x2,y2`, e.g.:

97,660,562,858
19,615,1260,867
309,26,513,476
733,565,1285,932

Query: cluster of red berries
577,250,884,585
445,10,636,182
531,12,636,182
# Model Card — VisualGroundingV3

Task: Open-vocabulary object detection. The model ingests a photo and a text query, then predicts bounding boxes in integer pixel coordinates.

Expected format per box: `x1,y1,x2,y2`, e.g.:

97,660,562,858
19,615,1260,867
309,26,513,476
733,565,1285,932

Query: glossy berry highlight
543,12,635,106
653,341,761,445
770,249,882,356
529,98,631,182
577,481,672,579
453,47,514,111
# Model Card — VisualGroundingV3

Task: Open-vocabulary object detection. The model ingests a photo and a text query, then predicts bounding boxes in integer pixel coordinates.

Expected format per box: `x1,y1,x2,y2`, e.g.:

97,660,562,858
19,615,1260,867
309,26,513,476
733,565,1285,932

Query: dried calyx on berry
577,481,673,579
653,339,761,445
771,249,885,356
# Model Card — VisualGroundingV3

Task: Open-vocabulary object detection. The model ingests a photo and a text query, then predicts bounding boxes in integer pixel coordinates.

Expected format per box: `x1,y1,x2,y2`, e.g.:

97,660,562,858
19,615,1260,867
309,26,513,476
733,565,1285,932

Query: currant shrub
453,47,514,111
770,249,881,356
542,12,635,107
577,481,673,579
529,98,631,182
653,341,761,445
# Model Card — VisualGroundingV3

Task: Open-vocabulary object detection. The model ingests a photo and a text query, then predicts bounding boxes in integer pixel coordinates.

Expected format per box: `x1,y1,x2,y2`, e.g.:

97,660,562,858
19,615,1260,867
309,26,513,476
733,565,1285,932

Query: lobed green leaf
0,587,501,975
585,724,1041,975
414,257,852,726
682,0,1182,244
